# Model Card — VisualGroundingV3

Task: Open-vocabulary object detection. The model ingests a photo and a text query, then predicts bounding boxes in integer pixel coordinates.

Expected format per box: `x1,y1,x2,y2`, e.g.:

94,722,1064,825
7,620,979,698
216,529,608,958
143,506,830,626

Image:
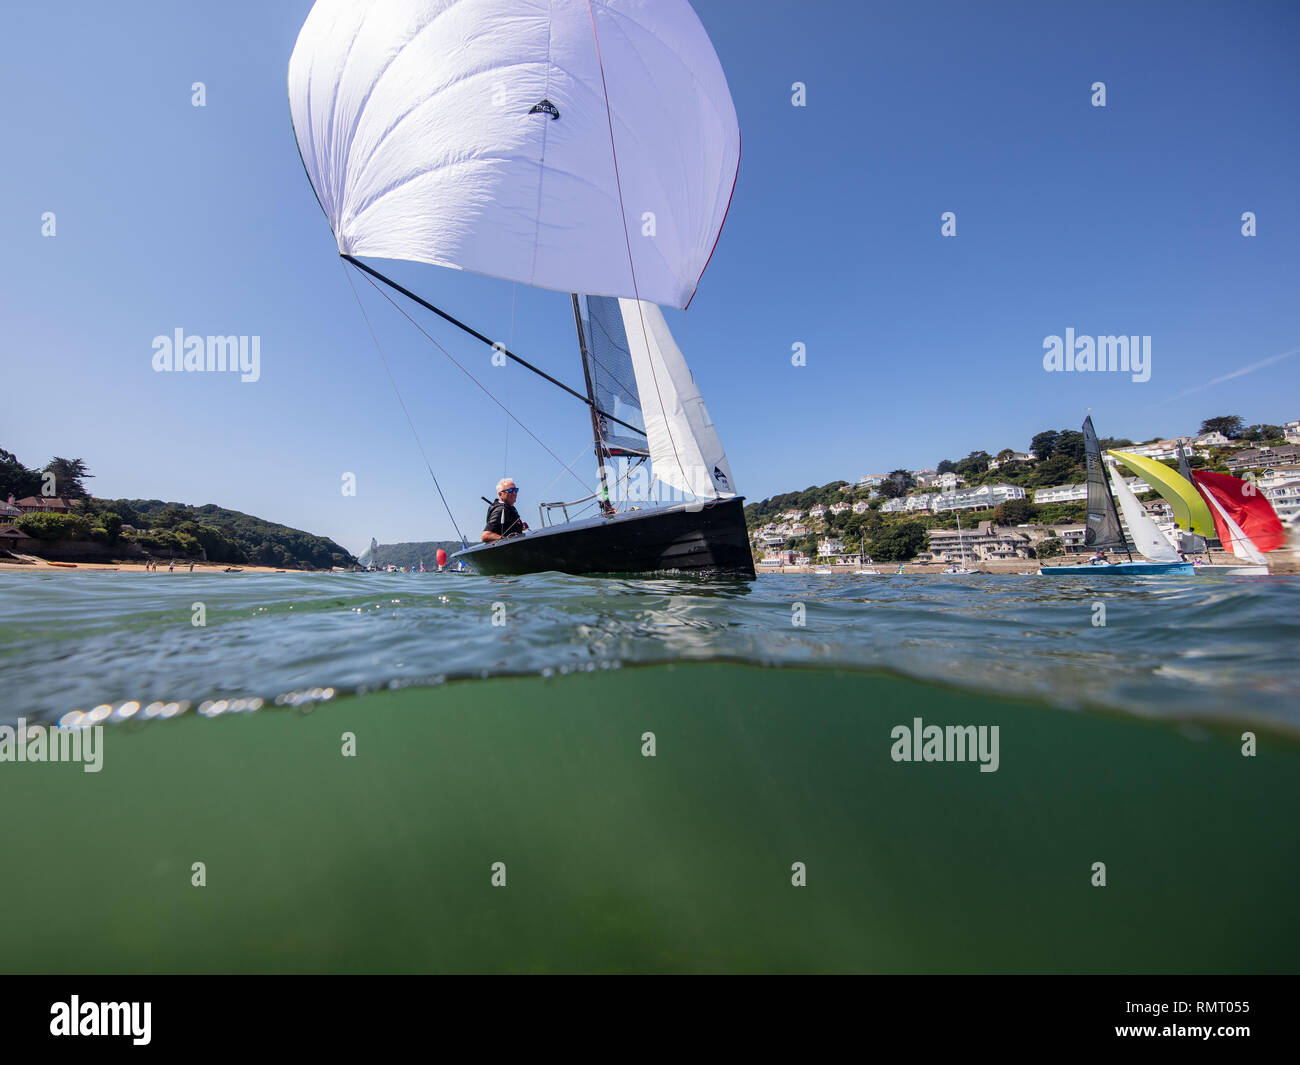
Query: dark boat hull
452,497,755,578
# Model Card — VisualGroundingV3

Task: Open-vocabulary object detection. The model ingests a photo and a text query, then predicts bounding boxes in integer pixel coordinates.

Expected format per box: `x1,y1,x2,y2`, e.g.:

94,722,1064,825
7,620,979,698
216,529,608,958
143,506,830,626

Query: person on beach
168,560,175,572
481,478,528,542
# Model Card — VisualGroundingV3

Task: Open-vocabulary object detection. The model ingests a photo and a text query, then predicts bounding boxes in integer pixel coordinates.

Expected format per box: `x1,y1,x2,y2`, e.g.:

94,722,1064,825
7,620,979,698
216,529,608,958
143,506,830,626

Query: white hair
496,477,516,494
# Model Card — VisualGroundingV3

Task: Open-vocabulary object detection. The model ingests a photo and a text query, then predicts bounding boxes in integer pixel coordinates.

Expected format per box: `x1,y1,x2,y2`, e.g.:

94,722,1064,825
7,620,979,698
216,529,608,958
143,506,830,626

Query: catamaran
288,0,753,578
1039,416,1193,576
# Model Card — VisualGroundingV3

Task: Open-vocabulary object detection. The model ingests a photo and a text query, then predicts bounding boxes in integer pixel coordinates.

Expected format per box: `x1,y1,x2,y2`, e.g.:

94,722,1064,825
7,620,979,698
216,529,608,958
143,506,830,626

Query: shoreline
0,558,302,574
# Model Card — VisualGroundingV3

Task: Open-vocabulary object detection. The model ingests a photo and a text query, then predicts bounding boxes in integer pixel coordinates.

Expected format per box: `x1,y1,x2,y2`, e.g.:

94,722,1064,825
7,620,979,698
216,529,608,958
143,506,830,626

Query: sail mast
572,295,612,511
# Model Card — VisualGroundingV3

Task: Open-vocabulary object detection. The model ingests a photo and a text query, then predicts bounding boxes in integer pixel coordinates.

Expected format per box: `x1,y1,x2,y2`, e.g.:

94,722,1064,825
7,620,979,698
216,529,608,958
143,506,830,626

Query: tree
1030,431,1060,462
1035,537,1065,560
42,457,93,499
955,450,991,477
937,459,957,474
1055,431,1085,464
1200,415,1244,439
993,498,1039,525
868,520,928,561
887,469,915,491
0,448,43,501
996,448,1016,463
1241,424,1284,443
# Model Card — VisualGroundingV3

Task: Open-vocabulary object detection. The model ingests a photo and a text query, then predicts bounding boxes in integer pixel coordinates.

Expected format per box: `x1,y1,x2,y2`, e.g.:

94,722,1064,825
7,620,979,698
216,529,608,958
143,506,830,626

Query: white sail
288,0,739,309
1108,463,1181,562
1201,488,1268,564
619,299,734,499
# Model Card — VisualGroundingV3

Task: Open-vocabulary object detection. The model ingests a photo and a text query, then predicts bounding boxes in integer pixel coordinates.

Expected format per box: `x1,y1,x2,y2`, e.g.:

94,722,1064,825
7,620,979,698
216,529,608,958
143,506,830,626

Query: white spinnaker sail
619,299,735,500
1108,464,1181,562
1201,489,1268,564
288,0,739,309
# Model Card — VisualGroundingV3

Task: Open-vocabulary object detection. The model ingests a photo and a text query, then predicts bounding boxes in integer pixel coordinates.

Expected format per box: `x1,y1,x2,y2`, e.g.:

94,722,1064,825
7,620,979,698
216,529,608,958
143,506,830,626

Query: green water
4,663,1295,973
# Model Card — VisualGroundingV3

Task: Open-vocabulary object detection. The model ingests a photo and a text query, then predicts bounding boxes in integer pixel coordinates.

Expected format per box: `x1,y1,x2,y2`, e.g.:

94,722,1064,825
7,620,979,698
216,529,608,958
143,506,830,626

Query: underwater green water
1,570,1297,972
2,663,1295,973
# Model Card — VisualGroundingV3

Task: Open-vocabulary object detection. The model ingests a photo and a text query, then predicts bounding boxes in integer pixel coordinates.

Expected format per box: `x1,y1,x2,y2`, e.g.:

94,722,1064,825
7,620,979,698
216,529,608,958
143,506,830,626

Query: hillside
357,540,465,569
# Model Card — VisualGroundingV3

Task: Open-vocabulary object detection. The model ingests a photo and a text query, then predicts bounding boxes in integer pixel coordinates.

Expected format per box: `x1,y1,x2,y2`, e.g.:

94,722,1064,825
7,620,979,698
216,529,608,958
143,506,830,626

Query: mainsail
580,295,647,457
1108,463,1181,562
1082,416,1127,550
1108,449,1216,536
287,0,740,309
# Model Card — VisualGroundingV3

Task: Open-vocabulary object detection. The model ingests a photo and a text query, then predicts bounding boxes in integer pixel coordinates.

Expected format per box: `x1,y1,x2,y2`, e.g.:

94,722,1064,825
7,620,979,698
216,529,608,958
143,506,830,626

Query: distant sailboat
288,0,752,578
1040,416,1193,576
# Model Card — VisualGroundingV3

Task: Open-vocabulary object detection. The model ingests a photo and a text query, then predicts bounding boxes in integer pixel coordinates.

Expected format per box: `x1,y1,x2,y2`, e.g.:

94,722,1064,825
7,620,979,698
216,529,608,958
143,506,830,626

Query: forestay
288,0,740,309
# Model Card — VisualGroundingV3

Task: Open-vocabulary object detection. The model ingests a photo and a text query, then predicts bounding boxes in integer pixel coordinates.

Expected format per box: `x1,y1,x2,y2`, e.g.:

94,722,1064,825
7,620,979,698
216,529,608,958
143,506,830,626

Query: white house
1195,430,1232,447
829,501,851,515
1285,421,1300,445
932,484,1026,513
818,537,845,557
809,504,827,518
987,451,1034,471
851,500,871,514
1034,483,1088,504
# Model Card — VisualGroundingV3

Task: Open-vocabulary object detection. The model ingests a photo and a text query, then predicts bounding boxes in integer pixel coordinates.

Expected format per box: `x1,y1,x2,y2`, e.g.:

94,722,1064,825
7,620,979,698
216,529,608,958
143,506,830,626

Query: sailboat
940,511,975,573
1039,416,1193,576
1108,446,1283,575
288,0,753,578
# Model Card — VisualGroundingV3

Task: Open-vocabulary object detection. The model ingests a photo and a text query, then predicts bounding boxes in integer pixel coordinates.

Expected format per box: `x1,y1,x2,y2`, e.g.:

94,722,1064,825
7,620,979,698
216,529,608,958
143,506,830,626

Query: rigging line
585,1,695,498
340,261,468,548
342,254,645,439
503,281,517,477
351,264,593,496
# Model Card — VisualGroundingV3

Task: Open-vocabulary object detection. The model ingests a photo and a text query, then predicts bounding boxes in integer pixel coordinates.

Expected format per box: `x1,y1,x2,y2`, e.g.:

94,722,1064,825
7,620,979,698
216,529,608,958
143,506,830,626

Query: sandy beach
0,557,300,574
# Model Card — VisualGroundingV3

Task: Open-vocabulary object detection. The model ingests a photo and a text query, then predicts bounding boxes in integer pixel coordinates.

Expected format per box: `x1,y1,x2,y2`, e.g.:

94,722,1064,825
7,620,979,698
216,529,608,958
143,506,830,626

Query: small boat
1040,560,1193,575
814,567,834,575
46,561,77,568
223,567,243,573
1040,415,1194,577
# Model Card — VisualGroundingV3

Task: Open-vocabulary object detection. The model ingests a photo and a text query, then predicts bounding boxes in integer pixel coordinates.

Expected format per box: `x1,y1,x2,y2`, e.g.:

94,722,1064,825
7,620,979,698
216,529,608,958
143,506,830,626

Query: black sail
1082,415,1127,550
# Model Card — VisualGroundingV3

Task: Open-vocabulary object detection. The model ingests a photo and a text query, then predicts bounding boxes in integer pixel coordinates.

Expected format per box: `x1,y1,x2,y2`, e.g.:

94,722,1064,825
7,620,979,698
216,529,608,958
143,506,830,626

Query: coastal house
0,498,23,518
829,501,850,515
933,472,965,490
1263,474,1300,523
1194,430,1232,447
1125,439,1185,462
1044,525,1088,553
809,504,827,518
1034,483,1088,504
856,474,886,488
0,524,33,553
817,537,845,558
851,500,871,514
1227,445,1300,473
925,522,1033,563
1285,421,1299,445
15,496,78,513
932,484,1025,513
987,451,1033,471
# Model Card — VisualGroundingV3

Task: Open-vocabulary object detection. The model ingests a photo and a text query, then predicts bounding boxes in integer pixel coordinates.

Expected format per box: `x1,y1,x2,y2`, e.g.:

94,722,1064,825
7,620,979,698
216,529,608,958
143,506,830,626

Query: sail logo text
152,329,261,382
50,996,150,1045
0,720,104,773
890,718,1000,772
1042,329,1150,383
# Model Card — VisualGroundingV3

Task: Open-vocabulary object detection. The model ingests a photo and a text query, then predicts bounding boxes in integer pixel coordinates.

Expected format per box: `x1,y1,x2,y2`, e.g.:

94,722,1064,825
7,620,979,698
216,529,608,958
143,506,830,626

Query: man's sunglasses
503,487,518,493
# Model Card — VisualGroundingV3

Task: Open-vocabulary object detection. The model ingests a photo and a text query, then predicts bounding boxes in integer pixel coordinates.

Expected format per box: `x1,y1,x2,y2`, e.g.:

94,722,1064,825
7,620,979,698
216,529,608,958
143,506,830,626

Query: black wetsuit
484,500,525,539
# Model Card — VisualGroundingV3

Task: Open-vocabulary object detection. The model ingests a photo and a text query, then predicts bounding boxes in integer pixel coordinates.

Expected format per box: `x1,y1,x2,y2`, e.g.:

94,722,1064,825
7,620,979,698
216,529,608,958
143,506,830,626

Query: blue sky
2,0,1296,554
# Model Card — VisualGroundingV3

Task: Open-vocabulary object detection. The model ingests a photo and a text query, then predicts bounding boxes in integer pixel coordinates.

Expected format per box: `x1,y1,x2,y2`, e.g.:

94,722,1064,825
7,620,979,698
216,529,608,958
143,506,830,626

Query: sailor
1089,549,1107,565
481,478,528,543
